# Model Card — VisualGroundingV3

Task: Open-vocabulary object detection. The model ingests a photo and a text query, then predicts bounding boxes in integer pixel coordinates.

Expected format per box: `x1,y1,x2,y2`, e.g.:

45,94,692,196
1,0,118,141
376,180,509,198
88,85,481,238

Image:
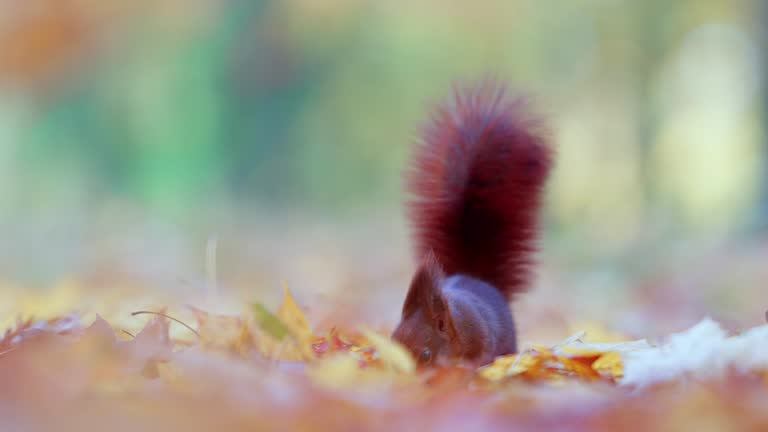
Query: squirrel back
406,80,553,299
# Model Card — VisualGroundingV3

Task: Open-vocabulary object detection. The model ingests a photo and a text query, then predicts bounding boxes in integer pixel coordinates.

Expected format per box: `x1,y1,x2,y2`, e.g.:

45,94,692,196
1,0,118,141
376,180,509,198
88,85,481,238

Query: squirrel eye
419,348,432,364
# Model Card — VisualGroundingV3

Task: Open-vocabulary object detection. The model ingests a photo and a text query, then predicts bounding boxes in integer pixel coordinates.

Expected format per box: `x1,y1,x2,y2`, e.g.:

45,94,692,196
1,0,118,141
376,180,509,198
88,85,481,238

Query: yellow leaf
558,357,601,380
478,351,541,381
557,339,652,357
361,328,415,374
234,323,255,357
157,361,181,384
306,353,363,389
196,314,247,355
277,283,312,340
251,287,316,361
592,351,623,378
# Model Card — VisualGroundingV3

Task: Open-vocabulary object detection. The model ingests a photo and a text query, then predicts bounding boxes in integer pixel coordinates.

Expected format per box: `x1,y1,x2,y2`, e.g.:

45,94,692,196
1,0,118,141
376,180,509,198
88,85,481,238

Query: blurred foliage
0,0,765,283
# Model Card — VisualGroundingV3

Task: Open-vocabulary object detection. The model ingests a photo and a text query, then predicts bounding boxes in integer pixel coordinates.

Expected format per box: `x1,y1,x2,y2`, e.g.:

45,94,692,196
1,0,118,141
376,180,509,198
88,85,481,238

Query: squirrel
391,80,554,368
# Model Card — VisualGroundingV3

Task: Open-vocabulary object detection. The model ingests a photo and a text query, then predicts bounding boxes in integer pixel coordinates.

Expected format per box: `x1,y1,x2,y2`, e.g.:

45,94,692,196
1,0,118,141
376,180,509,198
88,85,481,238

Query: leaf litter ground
1,283,768,432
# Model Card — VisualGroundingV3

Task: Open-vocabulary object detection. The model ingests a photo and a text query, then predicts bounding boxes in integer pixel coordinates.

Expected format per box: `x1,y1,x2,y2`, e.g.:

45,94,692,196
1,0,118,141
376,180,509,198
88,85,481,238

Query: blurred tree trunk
623,1,693,271
756,0,768,233
632,0,678,219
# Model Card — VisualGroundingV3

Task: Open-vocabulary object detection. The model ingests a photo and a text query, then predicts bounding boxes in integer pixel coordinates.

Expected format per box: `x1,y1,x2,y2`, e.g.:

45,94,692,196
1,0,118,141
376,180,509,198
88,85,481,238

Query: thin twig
0,347,17,357
131,310,200,338
509,346,534,373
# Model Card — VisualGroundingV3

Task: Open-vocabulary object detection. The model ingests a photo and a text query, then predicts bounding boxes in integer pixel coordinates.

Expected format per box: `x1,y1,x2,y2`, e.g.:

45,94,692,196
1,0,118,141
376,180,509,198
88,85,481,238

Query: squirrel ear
429,290,457,340
402,251,445,318
419,253,457,339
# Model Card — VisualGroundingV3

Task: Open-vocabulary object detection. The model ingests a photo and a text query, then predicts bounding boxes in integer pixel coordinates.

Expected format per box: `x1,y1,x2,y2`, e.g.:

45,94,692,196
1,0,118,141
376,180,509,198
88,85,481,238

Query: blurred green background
1,0,766,334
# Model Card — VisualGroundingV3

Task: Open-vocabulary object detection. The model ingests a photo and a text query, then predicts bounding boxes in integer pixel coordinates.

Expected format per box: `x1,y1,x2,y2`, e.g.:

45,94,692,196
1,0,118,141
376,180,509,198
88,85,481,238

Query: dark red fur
406,80,553,299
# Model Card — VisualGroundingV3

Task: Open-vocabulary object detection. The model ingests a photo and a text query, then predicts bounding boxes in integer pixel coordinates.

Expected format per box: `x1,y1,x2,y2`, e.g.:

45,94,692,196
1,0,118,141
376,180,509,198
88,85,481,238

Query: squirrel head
391,252,460,367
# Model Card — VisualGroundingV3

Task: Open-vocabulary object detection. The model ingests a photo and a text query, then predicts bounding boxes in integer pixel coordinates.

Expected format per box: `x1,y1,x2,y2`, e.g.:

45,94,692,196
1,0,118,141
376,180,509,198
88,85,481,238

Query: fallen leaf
278,283,312,339
252,303,290,341
361,328,415,374
593,352,623,378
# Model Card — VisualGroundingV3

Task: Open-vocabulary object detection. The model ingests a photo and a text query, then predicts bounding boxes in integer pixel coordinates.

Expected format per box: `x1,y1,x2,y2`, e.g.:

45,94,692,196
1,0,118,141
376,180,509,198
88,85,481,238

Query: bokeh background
1,0,767,341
